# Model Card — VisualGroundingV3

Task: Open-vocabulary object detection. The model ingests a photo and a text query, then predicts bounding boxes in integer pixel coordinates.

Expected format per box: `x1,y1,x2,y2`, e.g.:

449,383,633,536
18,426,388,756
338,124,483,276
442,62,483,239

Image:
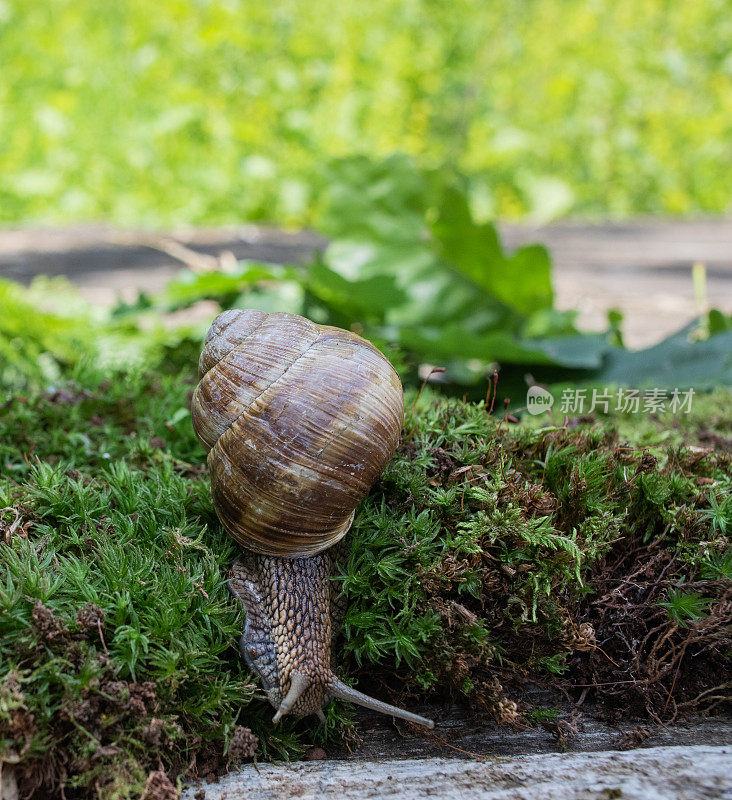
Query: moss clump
1,371,729,799
343,393,729,723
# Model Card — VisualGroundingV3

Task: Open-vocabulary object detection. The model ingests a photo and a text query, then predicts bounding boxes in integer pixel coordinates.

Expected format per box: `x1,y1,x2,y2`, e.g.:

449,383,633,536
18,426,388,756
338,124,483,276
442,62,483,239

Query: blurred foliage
1,0,731,227
157,156,732,395
0,275,195,396
0,278,91,389
160,157,611,392
1,158,731,399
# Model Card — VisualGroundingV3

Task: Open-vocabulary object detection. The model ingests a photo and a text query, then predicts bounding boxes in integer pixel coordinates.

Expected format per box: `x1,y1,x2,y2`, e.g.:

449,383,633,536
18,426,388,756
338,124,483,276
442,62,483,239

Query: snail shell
191,309,403,557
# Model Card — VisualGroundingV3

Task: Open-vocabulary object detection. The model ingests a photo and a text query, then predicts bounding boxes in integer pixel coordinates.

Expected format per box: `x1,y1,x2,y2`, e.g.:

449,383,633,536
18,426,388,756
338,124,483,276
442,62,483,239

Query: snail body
192,309,433,728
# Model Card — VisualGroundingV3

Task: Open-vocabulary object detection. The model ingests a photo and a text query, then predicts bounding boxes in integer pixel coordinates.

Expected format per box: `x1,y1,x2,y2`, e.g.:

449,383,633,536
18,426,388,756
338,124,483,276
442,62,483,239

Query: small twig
590,644,621,669
96,619,109,656
664,656,683,713
486,371,498,416
418,727,491,760
570,679,640,688
0,507,21,544
111,232,237,273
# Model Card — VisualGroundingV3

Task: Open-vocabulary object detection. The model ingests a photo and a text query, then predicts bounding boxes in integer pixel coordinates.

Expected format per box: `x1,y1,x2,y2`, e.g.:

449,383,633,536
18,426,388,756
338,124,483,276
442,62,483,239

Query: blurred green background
1,0,731,399
2,0,731,228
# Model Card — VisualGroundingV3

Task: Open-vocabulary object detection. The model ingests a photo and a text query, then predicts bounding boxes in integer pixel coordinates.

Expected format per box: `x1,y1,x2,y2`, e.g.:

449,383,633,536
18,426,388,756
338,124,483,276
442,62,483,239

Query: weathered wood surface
2,220,731,280
0,764,18,800
325,705,732,760
182,745,732,800
1,220,730,348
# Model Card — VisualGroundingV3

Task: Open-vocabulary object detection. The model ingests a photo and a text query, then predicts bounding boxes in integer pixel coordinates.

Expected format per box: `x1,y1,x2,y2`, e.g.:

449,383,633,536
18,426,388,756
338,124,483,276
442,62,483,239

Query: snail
191,309,434,729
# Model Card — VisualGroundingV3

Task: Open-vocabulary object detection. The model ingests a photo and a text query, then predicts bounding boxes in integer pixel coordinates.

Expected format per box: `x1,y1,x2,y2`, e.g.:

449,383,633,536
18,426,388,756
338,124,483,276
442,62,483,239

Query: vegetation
2,162,731,401
1,3,730,798
0,348,729,797
2,0,731,227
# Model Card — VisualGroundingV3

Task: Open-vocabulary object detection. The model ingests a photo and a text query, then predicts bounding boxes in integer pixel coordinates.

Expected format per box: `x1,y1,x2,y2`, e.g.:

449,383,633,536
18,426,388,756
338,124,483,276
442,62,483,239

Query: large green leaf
431,186,553,315
596,325,732,390
306,258,408,320
400,325,607,369
533,334,609,369
320,154,429,244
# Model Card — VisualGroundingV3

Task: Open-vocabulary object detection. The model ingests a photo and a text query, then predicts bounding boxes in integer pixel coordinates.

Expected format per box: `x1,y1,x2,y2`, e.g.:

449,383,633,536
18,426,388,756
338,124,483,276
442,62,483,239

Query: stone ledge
182,745,731,800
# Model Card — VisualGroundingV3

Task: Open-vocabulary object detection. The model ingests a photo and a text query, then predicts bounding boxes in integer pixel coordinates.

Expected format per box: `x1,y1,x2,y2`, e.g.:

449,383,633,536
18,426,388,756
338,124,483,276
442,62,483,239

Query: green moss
0,373,729,798
339,390,729,704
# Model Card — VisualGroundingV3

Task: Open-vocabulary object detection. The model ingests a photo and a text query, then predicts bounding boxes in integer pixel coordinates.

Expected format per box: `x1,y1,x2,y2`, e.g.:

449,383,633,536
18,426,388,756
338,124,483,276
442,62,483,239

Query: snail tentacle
327,678,434,729
272,671,310,724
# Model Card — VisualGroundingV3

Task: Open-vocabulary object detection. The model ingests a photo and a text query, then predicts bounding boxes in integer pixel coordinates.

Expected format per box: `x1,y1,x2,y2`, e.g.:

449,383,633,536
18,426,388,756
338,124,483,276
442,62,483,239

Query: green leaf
164,263,293,306
708,308,731,335
431,186,553,315
658,589,713,627
399,326,607,370
531,334,608,369
320,154,429,243
307,258,408,319
596,323,732,389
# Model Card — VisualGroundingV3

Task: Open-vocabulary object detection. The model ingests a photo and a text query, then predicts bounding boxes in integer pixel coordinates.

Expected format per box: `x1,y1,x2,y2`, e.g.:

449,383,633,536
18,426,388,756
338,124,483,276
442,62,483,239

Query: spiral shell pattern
191,309,404,557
